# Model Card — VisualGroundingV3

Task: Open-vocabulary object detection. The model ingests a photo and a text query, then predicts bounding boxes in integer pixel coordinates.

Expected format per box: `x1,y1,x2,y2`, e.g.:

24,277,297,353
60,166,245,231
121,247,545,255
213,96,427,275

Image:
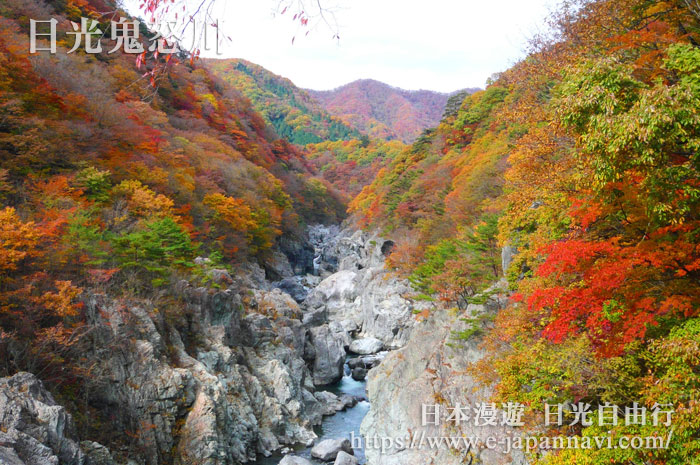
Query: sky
123,0,559,93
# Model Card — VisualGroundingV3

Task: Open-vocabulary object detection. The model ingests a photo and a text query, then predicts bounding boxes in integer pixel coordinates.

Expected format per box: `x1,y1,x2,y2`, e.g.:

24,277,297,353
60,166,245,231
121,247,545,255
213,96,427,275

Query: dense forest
203,59,413,199
0,0,699,464
205,58,360,145
350,1,700,463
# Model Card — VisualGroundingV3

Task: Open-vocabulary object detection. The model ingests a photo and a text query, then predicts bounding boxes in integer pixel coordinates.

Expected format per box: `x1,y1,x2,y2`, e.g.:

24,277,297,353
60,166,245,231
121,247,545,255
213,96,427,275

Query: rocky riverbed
0,225,429,465
0,224,524,465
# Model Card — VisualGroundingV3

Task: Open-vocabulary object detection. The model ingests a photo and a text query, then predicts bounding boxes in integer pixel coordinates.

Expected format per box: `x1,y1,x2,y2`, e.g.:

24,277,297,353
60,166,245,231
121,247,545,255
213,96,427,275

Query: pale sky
123,0,559,93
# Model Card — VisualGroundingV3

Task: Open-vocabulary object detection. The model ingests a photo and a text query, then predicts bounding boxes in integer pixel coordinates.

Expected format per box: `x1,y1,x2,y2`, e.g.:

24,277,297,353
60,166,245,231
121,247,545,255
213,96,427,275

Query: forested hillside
0,0,346,385
206,58,359,144
308,79,475,142
303,138,406,198
205,59,411,199
351,1,700,463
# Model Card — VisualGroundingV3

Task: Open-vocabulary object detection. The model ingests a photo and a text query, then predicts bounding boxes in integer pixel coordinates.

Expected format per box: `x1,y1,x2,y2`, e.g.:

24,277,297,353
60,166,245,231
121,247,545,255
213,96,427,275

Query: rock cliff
304,227,429,349
360,281,528,465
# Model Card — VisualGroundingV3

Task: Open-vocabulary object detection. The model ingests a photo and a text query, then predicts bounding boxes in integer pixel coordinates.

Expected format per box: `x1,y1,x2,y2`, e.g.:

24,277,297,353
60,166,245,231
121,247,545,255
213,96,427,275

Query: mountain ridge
206,58,475,144
205,58,360,145
308,79,479,142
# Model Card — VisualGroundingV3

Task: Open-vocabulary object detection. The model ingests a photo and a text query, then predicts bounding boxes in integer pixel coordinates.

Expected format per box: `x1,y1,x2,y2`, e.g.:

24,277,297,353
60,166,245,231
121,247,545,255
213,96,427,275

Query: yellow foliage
203,193,257,232
114,180,174,218
38,280,82,318
0,207,41,274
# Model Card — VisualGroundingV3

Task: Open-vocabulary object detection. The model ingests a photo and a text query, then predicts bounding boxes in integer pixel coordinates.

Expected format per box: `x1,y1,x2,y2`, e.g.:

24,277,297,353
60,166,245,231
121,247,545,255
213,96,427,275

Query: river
254,358,370,465
254,225,371,465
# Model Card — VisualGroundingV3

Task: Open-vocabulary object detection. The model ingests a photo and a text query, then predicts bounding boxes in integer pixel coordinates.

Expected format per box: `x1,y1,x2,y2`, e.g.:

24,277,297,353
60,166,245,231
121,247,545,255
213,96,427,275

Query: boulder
351,367,367,381
349,337,384,355
279,455,314,465
276,277,309,303
312,391,358,416
266,250,295,280
334,450,359,465
304,270,359,322
302,306,327,327
329,321,352,349
314,391,343,416
310,438,353,461
347,352,386,370
309,325,346,386
253,289,302,320
339,394,359,409
80,441,117,465
208,268,233,285
339,319,359,334
362,352,388,368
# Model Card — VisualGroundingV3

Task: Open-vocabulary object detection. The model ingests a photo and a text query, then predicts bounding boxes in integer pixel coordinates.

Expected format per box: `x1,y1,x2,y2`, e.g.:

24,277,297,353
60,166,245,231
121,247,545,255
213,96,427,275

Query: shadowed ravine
252,225,377,465
249,223,423,465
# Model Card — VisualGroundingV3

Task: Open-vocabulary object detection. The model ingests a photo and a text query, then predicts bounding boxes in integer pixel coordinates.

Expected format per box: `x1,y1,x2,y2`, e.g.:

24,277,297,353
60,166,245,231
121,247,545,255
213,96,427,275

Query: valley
0,1,698,465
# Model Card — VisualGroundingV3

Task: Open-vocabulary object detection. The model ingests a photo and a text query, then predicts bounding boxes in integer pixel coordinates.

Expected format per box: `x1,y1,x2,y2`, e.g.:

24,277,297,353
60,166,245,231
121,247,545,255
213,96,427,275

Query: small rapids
253,357,370,465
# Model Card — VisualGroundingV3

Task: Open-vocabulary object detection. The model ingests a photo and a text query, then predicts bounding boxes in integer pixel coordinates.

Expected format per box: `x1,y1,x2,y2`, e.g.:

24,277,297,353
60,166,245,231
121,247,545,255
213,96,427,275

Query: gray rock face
309,325,346,386
329,321,352,349
302,306,328,327
360,281,529,465
313,391,357,416
310,438,353,461
266,250,296,280
348,337,384,355
501,244,517,275
0,372,94,465
279,235,316,276
208,268,234,285
74,284,320,465
279,455,314,465
276,277,310,303
80,441,117,465
304,228,430,349
306,270,359,322
347,352,387,370
0,224,410,465
334,450,359,465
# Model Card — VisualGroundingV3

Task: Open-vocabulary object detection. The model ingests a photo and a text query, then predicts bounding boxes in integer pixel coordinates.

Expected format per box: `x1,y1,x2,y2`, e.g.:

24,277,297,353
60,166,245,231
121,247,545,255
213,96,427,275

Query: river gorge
0,224,525,465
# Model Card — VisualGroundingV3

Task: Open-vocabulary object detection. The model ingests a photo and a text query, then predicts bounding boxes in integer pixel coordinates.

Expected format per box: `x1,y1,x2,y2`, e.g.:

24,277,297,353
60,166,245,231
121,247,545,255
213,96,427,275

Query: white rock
334,450,359,465
311,438,353,461
279,455,314,465
349,337,384,355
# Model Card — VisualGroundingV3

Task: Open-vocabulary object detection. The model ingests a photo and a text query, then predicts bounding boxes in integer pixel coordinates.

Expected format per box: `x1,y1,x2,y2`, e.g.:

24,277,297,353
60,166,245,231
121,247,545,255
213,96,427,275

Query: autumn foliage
0,0,346,386
348,1,700,463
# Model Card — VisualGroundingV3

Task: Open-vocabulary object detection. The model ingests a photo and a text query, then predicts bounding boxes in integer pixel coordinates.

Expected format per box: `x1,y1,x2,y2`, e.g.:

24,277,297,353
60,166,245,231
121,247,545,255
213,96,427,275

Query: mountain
205,58,359,145
206,60,415,200
308,79,479,143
